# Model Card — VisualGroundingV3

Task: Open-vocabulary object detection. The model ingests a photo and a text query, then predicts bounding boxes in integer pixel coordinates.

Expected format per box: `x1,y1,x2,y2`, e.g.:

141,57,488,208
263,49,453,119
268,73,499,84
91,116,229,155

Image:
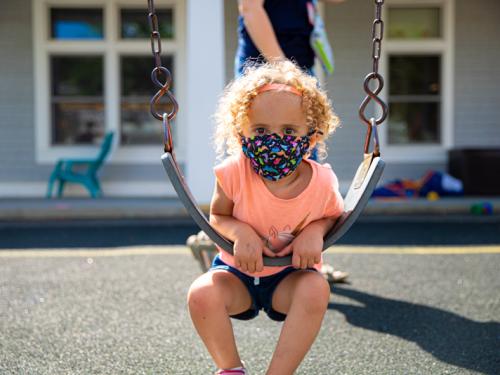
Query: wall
0,0,39,182
454,0,500,148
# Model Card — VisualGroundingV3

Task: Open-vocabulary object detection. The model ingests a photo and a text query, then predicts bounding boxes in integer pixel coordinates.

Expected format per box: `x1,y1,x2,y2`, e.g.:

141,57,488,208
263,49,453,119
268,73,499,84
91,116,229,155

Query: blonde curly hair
213,60,340,161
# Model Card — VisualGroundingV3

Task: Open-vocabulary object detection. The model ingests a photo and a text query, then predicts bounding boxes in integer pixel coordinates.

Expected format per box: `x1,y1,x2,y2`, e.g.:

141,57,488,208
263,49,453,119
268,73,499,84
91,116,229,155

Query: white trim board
0,181,176,198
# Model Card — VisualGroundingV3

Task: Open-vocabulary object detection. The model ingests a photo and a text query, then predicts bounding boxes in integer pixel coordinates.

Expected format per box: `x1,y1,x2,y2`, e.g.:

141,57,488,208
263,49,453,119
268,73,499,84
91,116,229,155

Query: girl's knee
295,273,330,312
187,271,244,315
187,277,221,314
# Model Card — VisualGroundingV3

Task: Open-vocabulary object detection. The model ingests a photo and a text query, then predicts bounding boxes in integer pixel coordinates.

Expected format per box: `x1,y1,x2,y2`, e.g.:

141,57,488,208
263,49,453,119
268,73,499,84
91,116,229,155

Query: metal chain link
148,0,178,152
359,0,388,156
371,0,384,74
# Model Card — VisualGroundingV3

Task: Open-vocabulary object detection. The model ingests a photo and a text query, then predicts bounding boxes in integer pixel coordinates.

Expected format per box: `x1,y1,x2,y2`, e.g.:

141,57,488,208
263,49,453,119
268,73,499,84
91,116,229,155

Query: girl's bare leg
187,270,252,370
266,271,330,375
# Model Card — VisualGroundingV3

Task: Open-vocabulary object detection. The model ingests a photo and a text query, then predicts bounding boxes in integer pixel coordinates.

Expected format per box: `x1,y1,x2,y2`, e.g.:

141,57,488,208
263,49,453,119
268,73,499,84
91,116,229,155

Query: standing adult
235,0,345,77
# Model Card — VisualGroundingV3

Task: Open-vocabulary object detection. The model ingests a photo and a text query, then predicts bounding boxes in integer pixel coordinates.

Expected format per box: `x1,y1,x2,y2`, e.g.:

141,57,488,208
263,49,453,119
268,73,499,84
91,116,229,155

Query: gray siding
0,0,38,181
323,0,377,180
455,0,500,148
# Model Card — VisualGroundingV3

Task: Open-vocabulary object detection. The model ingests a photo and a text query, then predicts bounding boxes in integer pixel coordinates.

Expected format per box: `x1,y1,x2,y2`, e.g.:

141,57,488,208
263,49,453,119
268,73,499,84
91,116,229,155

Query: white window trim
379,0,455,163
0,181,176,197
33,0,186,165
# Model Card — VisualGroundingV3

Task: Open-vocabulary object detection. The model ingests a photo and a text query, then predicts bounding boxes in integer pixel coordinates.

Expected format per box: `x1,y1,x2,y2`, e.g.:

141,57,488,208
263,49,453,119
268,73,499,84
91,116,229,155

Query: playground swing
146,0,388,267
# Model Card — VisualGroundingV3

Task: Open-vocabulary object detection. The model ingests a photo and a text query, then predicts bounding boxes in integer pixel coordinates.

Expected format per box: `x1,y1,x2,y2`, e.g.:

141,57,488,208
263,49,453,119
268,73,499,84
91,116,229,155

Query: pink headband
257,83,302,97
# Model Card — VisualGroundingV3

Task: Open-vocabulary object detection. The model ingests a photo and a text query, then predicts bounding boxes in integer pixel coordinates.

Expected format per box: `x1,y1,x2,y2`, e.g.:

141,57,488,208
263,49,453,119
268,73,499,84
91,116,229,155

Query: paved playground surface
1,246,499,374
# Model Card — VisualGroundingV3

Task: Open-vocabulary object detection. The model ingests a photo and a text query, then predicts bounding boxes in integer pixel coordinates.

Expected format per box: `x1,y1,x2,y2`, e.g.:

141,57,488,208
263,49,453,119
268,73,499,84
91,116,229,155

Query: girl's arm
300,217,338,236
238,0,286,62
275,217,338,269
210,179,275,273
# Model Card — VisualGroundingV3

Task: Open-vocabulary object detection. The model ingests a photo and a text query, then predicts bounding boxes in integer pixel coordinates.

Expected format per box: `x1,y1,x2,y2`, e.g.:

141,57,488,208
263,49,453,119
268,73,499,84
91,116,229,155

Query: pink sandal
215,370,247,375
215,361,248,374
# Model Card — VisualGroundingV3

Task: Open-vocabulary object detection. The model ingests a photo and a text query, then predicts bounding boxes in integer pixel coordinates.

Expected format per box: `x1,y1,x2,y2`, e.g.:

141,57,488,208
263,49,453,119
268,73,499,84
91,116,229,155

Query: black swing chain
147,0,178,152
359,0,388,157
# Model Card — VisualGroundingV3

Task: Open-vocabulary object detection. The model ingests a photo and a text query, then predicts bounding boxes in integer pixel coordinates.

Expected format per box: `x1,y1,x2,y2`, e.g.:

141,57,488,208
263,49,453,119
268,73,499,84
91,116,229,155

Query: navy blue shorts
210,254,316,321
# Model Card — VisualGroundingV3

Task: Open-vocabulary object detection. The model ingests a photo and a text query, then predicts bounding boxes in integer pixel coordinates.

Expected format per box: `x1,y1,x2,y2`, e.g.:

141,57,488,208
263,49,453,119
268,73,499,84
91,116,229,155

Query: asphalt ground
1,245,499,375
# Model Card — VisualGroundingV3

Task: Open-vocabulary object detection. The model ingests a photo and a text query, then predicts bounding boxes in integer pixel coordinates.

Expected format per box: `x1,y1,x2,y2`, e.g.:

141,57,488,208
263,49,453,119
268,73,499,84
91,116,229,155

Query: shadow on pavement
329,286,500,375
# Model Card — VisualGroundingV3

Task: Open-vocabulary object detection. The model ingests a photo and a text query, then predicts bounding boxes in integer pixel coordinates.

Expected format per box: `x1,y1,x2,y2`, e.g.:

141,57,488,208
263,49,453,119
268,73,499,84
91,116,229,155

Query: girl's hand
234,227,275,273
275,225,323,269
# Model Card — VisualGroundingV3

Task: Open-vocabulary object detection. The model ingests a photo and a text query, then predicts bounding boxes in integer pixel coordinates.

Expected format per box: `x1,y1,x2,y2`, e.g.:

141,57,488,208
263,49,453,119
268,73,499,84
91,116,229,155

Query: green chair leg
57,180,66,197
47,162,62,198
91,175,102,197
82,178,100,198
46,176,55,198
89,185,100,198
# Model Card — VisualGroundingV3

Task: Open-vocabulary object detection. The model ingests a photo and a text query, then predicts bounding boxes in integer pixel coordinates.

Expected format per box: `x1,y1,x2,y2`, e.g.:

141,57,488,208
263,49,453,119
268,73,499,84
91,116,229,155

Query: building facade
0,0,499,203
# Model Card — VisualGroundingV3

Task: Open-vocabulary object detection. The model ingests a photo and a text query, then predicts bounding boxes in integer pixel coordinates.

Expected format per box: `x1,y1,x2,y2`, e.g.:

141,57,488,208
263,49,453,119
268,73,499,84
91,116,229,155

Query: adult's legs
187,270,253,370
266,270,330,375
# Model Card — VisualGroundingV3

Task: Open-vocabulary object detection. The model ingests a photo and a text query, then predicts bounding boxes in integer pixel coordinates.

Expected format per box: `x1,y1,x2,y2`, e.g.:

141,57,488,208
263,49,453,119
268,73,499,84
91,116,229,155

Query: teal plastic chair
47,132,114,198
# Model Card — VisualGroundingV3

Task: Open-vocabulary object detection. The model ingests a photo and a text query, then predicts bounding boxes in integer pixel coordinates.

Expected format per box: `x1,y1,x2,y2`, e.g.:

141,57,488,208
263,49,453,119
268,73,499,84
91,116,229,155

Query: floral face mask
241,132,314,181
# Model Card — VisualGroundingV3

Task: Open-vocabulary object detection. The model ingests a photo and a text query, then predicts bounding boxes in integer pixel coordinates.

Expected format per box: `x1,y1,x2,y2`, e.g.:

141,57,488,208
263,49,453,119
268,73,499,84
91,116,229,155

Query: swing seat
46,132,114,198
162,152,385,267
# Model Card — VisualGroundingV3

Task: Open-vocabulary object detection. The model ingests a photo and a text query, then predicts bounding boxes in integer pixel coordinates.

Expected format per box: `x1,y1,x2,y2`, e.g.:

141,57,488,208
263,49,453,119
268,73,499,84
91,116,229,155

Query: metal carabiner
163,113,174,153
363,117,380,157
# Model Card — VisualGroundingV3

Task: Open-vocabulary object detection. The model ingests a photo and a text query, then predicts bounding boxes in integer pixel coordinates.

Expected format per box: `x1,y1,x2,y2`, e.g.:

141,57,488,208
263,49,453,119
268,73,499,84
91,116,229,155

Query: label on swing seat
353,153,374,189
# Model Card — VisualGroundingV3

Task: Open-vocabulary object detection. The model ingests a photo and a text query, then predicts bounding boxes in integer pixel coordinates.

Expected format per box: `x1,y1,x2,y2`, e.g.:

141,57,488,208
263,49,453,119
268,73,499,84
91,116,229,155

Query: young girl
187,60,343,375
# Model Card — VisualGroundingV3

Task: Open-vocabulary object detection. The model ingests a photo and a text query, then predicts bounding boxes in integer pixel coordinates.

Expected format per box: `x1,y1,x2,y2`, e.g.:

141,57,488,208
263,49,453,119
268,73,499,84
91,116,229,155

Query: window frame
379,0,454,163
33,0,186,164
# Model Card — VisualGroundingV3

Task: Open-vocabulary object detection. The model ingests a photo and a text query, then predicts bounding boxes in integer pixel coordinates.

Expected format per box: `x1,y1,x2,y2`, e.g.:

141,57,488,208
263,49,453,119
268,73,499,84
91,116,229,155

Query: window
388,55,441,144
382,0,453,161
120,9,174,39
51,56,104,144
34,0,185,162
51,8,104,40
388,7,441,39
120,56,174,145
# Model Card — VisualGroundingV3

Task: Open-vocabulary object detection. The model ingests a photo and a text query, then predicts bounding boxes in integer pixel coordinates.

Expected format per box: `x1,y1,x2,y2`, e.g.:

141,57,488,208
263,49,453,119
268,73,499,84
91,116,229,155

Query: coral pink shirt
214,152,344,277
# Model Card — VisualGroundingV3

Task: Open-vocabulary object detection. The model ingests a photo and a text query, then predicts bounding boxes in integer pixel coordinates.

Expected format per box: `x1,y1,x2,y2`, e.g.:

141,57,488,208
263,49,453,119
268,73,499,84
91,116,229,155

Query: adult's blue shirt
236,0,314,75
